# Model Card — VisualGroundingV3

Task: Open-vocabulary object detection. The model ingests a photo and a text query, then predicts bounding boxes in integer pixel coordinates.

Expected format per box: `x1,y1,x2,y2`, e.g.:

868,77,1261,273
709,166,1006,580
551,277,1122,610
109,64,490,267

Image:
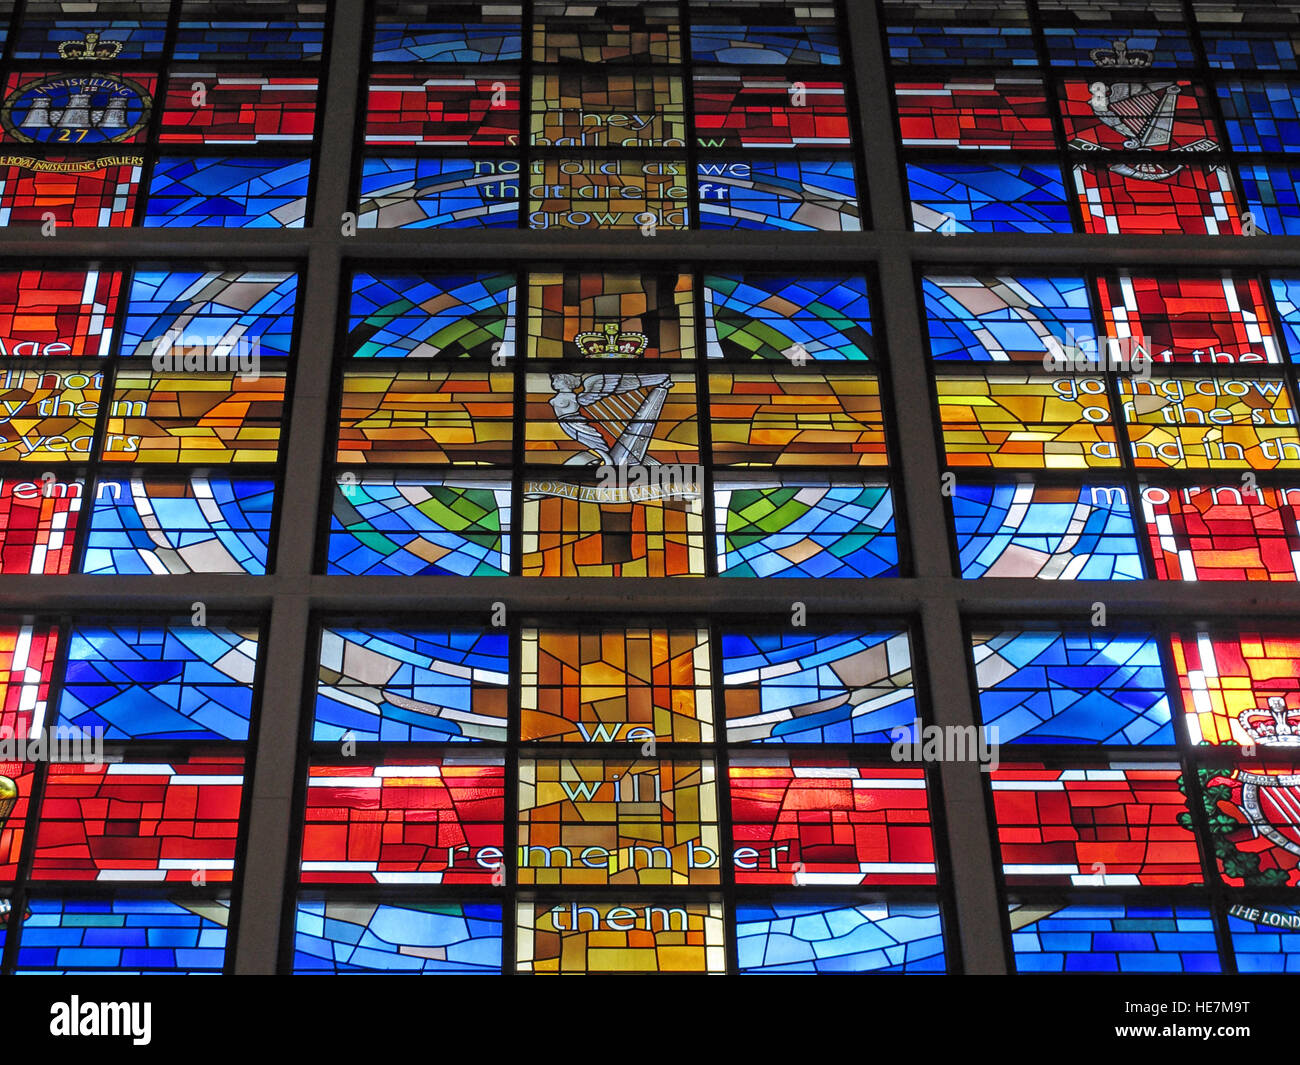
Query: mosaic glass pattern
521,479,706,577
1097,274,1282,366
327,476,511,577
715,481,899,578
1240,164,1300,235
1226,903,1300,972
57,621,257,741
1118,375,1300,471
1008,903,1220,974
15,897,230,973
952,481,1146,580
300,758,505,884
0,71,156,146
0,623,58,735
82,476,273,576
887,25,1036,66
693,18,841,67
348,271,515,361
517,757,720,885
907,162,1071,235
721,630,915,744
736,901,946,974
0,155,142,228
1059,79,1218,153
971,630,1174,745
1141,482,1300,582
530,158,688,231
1072,163,1243,236
695,158,860,232
0,476,85,575
710,373,886,467
516,901,725,973
694,75,850,148
366,76,519,147
32,755,245,881
1196,757,1300,887
703,274,873,362
730,758,936,885
528,270,693,361
0,266,120,358
100,370,287,464
532,73,686,148
896,79,1054,150
1218,81,1300,152
293,899,502,974
990,763,1203,886
160,76,318,144
0,367,102,463
922,275,1095,363
1169,630,1300,747
533,3,679,63
0,762,33,880
336,370,513,466
144,156,309,228
358,157,519,229
520,627,712,743
314,627,508,743
524,371,699,467
119,268,298,360
936,374,1120,470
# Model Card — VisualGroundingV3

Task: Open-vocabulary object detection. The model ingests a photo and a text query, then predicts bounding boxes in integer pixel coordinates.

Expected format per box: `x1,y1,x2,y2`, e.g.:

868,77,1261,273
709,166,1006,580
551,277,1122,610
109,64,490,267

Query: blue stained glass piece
972,629,1174,744
56,622,259,740
952,482,1145,580
736,902,946,973
293,899,503,973
144,157,309,228
908,163,1071,234
314,627,508,743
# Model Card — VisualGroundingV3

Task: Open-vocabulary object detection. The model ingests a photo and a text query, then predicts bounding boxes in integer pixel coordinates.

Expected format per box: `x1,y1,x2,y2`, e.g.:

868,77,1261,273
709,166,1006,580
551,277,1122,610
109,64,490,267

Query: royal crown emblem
1239,696,1300,748
1089,40,1154,69
574,322,649,359
57,31,123,60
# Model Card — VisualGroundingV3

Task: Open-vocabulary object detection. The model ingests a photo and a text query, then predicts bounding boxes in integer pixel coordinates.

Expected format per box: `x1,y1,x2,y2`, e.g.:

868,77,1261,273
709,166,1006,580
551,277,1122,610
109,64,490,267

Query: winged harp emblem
549,372,672,466
1080,79,1216,181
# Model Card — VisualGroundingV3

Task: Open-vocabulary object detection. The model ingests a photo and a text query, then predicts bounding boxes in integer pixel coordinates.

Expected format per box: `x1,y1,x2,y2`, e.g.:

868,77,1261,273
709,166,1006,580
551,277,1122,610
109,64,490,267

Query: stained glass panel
730,758,936,885
971,629,1174,745
721,630,915,744
293,899,502,974
715,480,899,578
336,370,514,466
520,627,712,743
300,758,505,884
952,481,1145,580
314,627,508,743
32,754,245,881
327,475,511,577
991,763,1202,886
736,901,946,973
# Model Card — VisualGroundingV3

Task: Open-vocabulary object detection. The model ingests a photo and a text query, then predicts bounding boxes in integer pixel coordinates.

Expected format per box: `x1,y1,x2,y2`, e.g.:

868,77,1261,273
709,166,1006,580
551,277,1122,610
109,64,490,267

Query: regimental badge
0,72,152,144
549,372,672,466
1230,697,1300,859
1075,40,1217,183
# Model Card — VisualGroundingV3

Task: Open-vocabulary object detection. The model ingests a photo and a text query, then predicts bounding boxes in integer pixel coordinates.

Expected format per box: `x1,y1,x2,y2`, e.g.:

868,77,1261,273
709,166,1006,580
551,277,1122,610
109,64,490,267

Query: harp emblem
549,373,672,466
